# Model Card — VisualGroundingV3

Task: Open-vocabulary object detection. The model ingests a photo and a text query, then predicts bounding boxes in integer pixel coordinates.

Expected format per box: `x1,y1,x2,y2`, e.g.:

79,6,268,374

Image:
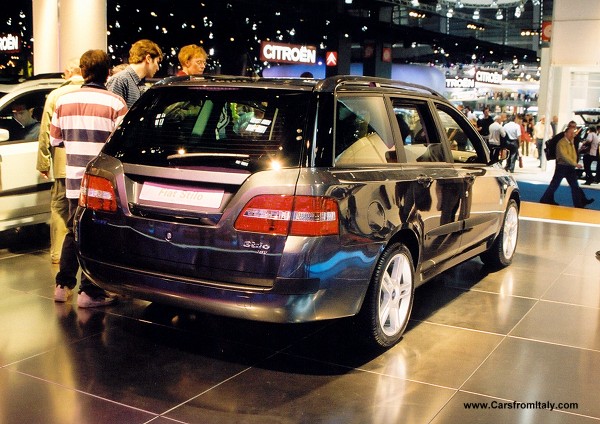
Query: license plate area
139,182,224,210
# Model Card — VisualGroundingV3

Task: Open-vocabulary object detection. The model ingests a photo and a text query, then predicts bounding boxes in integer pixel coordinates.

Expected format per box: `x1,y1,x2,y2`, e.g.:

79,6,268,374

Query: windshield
104,86,312,172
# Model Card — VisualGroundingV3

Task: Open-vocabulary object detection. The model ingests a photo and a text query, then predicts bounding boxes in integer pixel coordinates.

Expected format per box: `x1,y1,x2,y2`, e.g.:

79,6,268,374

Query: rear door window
334,96,395,165
391,98,449,163
434,103,488,164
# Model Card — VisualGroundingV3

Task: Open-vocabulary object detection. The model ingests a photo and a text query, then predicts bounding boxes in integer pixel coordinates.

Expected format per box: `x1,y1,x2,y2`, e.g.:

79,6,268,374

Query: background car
0,77,64,232
76,75,520,348
573,108,600,180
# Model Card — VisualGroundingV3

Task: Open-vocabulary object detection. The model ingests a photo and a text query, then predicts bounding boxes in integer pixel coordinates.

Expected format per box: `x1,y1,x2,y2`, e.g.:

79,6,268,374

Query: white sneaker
54,285,73,302
77,291,117,308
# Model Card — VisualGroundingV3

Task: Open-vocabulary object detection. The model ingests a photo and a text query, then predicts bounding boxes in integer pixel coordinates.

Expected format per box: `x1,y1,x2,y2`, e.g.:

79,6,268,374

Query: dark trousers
540,164,586,208
504,139,519,172
582,154,598,183
55,199,105,296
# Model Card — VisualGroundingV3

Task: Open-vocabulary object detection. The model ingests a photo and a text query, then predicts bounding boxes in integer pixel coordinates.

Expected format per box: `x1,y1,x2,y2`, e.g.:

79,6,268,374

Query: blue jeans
504,139,519,172
540,164,586,207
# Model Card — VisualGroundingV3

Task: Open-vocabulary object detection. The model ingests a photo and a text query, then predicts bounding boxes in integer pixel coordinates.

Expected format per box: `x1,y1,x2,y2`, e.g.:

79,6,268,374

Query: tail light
234,195,338,236
79,174,118,212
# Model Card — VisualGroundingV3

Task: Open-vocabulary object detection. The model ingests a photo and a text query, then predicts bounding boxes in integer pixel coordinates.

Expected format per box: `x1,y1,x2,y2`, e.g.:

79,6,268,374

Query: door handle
417,175,433,188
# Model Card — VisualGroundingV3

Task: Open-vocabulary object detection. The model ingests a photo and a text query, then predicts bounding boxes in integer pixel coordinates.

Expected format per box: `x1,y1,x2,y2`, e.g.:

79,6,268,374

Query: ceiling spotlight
435,2,442,12
514,6,521,18
344,0,353,4
531,0,540,5
491,0,498,7
446,7,454,18
456,0,464,8
496,9,503,20
411,0,419,6
473,9,480,20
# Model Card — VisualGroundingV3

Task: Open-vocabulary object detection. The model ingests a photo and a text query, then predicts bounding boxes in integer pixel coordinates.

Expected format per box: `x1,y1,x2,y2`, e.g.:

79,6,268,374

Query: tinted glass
435,104,487,164
335,96,395,165
0,90,48,141
104,87,312,171
391,99,447,163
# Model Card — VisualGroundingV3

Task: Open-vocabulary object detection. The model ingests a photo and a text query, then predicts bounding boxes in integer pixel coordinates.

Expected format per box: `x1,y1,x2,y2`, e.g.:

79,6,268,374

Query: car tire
358,242,415,348
480,199,519,268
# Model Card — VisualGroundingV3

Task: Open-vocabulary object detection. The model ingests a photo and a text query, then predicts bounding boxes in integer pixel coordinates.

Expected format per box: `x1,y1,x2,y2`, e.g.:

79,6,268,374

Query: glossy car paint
76,76,519,325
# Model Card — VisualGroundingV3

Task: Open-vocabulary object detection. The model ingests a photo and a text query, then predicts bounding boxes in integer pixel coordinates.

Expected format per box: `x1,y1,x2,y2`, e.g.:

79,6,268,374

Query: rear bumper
79,255,348,323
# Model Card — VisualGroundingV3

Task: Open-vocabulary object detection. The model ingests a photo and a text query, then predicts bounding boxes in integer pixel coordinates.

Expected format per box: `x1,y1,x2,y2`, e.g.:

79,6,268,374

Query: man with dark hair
476,106,494,143
107,39,163,108
540,121,594,208
51,49,128,307
12,102,40,141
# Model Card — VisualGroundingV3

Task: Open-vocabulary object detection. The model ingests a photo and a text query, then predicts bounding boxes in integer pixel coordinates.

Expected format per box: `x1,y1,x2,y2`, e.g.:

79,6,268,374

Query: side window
435,104,486,164
0,90,49,142
392,98,448,163
335,96,395,165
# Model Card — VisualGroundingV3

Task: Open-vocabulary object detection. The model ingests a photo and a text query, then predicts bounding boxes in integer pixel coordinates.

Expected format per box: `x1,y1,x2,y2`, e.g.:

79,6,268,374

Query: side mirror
0,128,9,142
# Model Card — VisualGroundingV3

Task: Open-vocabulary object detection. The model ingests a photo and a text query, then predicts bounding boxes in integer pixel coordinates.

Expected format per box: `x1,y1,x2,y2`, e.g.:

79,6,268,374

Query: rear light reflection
235,195,339,236
79,174,118,212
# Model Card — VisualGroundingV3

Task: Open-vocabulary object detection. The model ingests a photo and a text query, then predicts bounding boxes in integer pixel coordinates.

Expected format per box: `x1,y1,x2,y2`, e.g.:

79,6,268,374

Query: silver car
76,75,520,348
0,78,64,231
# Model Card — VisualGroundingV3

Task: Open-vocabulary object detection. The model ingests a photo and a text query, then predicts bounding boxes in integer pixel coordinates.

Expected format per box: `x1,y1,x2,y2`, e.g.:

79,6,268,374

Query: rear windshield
104,86,312,171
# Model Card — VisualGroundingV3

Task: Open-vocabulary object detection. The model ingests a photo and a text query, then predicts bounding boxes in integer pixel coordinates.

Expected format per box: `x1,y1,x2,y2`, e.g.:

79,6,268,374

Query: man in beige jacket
36,58,84,264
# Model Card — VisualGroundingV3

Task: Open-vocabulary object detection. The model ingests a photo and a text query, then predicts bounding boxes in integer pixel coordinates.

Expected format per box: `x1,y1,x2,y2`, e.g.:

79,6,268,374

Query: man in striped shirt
50,49,128,307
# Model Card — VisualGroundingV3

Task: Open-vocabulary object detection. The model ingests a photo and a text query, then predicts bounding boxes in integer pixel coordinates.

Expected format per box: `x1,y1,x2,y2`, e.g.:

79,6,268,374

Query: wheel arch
385,227,420,273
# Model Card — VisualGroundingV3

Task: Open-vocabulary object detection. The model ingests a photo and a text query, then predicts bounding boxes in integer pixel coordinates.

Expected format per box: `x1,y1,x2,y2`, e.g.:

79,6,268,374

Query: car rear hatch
78,83,320,289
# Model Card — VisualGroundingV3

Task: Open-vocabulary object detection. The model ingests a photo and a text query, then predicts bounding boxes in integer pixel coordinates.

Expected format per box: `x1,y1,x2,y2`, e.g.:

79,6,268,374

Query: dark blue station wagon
76,75,519,348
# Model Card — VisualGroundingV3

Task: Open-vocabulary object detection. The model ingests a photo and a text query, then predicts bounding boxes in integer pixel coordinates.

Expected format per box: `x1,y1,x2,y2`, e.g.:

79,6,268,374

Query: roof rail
316,75,443,98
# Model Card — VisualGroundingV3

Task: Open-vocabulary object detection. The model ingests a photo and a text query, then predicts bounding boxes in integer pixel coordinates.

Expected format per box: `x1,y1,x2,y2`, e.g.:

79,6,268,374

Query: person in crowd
36,58,84,264
503,114,521,173
580,125,600,185
12,102,40,141
107,39,163,108
463,106,476,122
533,115,546,167
176,44,207,76
487,113,506,148
550,115,559,137
519,113,532,156
51,49,128,307
110,63,129,77
476,106,494,142
540,121,594,208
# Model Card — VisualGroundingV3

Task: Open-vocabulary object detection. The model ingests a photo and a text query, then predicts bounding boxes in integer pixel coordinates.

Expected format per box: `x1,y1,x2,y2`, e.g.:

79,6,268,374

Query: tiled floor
1,204,599,424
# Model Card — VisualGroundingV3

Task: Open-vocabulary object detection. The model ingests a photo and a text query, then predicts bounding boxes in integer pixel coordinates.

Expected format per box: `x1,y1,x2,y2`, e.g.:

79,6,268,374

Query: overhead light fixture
435,2,442,12
411,0,420,6
456,0,464,8
496,9,503,20
473,9,480,20
345,0,353,4
514,5,522,18
532,0,540,5
446,7,454,18
491,0,498,8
